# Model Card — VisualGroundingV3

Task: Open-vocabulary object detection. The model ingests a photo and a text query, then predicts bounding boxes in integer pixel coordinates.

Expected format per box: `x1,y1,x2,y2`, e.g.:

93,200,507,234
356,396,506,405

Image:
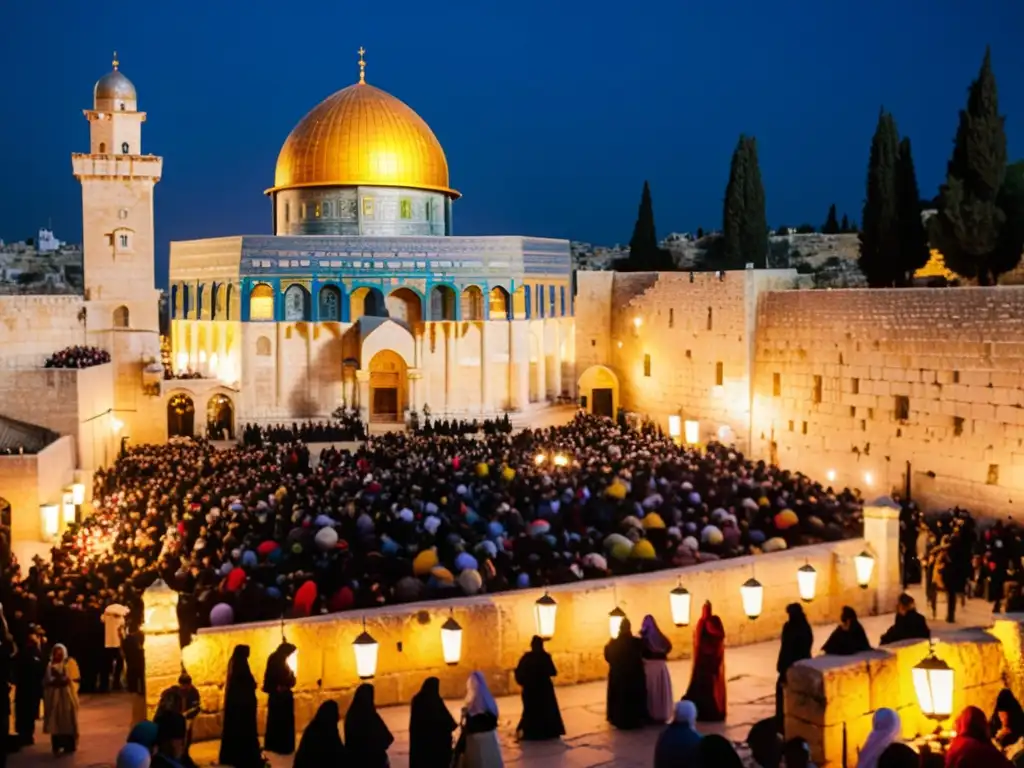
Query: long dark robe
514,646,565,740
13,640,44,744
409,677,457,768
294,701,347,768
684,604,727,722
344,683,394,768
821,621,871,656
218,646,262,768
775,613,813,727
604,627,647,730
261,643,296,755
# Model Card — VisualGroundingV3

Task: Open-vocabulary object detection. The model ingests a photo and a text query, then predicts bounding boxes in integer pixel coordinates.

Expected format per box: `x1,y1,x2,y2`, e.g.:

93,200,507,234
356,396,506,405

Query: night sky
2,0,1022,286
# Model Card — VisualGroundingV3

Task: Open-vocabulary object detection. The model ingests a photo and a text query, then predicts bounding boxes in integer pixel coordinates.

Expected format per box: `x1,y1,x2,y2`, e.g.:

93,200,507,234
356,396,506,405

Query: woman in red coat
945,706,1012,768
683,601,727,721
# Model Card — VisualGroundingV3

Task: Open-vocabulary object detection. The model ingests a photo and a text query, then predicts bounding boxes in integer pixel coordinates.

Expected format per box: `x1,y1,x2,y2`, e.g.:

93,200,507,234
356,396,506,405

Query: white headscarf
45,643,69,684
465,670,498,717
674,700,698,728
857,707,901,768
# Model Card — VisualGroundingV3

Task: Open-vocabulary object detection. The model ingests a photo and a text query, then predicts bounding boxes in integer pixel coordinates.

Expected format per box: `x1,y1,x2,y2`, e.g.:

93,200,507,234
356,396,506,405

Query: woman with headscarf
261,641,297,755
991,689,1024,751
696,733,743,767
639,615,673,723
218,645,262,768
654,700,701,768
42,643,79,755
513,636,565,741
776,603,814,730
116,742,153,768
294,700,347,768
684,601,727,722
946,706,1013,767
857,708,902,768
821,606,871,656
603,618,647,730
453,671,503,767
344,683,394,768
409,676,457,767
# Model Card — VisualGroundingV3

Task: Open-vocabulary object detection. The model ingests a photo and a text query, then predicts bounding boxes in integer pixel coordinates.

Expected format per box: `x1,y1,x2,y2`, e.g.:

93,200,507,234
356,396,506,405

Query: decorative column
275,323,283,407
511,321,529,411
862,496,901,611
535,321,547,403
408,369,422,413
142,579,182,722
188,322,198,371
480,322,492,414
551,320,562,399
445,322,457,415
356,370,371,424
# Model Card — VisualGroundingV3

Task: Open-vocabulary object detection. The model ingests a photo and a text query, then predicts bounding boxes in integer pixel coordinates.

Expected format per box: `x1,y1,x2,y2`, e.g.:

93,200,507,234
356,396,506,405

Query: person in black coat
294,700,347,768
409,676,457,768
603,618,647,730
776,603,814,731
261,642,296,755
0,609,14,768
344,683,394,768
880,594,931,645
13,632,45,748
218,645,263,768
822,606,872,656
514,635,565,741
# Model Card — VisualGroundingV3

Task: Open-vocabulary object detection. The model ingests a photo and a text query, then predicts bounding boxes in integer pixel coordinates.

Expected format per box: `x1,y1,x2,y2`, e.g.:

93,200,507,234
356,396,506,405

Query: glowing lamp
608,606,626,639
668,415,681,439
61,492,75,528
684,420,699,445
669,582,691,627
71,483,86,506
912,643,954,722
864,472,873,486
797,563,817,603
534,593,557,640
740,578,764,620
287,651,298,677
353,622,379,680
198,350,207,364
441,613,463,666
534,453,546,466
142,578,180,634
855,550,875,589
632,317,642,329
40,504,60,540
553,454,569,467
826,469,836,483
111,416,124,434
175,351,188,371
208,352,219,374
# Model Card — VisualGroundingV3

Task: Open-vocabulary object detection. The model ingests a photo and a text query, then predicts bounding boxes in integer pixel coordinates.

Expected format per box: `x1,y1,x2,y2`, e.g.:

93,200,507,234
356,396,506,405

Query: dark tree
721,135,768,269
822,204,840,234
696,226,705,239
894,137,930,282
795,224,816,234
615,180,676,271
930,47,1009,284
840,213,851,233
992,161,1024,276
775,225,790,236
859,110,901,286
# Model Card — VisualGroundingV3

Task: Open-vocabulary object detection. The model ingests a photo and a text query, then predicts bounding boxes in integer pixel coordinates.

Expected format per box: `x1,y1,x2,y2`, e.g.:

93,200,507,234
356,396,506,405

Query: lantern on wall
61,492,75,529
71,482,86,506
441,611,463,666
740,578,764,620
534,593,557,640
353,619,379,680
40,504,60,541
669,581,691,627
142,578,180,634
912,642,954,723
797,563,817,603
608,606,626,639
684,420,699,445
668,415,682,440
855,550,875,589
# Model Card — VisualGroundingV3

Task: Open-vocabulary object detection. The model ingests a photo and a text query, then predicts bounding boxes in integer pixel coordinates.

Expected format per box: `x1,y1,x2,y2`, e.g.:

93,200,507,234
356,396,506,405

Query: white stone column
863,496,902,612
535,321,546,403
275,323,283,407
551,319,562,399
409,369,422,412
445,322,457,415
188,322,198,372
356,370,371,424
480,322,491,414
512,321,529,411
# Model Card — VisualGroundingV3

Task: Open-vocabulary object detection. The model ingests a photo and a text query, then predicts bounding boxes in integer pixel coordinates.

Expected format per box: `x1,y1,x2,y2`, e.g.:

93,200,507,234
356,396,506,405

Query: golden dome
94,54,136,105
269,82,458,198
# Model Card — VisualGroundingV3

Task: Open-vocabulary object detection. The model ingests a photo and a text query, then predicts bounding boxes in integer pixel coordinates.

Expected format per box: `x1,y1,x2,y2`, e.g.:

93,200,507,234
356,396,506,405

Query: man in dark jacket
653,700,702,767
880,593,931,645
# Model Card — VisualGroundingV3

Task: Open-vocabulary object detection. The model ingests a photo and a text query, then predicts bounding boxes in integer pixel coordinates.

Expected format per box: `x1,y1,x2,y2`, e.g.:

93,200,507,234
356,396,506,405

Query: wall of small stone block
0,295,87,369
164,537,884,741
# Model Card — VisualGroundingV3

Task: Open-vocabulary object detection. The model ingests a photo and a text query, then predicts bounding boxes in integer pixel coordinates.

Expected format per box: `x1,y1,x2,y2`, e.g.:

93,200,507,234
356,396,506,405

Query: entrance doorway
372,388,399,421
207,394,235,440
367,349,407,423
592,388,614,418
167,393,195,437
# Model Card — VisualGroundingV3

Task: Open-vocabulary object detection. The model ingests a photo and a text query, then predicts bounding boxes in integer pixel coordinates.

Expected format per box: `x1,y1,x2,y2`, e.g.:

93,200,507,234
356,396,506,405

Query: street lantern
142,578,180,634
684,420,700,445
669,581,691,627
740,577,764,620
534,593,557,640
40,504,60,541
797,563,817,603
608,606,626,639
71,483,86,506
353,619,379,680
441,612,463,666
855,550,875,589
61,492,75,529
668,415,682,440
912,643,954,723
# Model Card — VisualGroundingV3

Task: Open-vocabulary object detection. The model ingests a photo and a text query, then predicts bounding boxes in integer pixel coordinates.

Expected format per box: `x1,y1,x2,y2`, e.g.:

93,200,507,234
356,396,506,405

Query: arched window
113,305,129,328
488,287,511,320
121,141,129,154
171,285,180,319
256,336,272,356
199,284,212,320
248,284,274,321
429,285,457,321
319,285,341,321
322,201,332,218
284,284,311,321
560,285,567,316
225,284,236,320
461,286,484,321
99,142,107,154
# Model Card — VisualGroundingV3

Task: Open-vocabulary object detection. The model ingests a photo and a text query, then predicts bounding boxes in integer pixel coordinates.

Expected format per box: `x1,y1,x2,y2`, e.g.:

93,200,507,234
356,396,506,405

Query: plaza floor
8,587,991,768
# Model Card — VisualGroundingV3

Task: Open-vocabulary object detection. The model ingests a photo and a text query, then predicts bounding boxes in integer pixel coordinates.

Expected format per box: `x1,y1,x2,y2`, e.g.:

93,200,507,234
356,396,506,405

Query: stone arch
167,392,196,437
386,287,423,326
249,283,274,321
489,286,511,320
206,393,235,440
199,284,212,320
256,335,272,356
284,284,311,321
112,305,130,328
461,285,484,321
429,284,457,321
512,286,528,320
368,349,407,423
350,286,387,322
318,285,342,321
578,365,619,419
213,284,226,319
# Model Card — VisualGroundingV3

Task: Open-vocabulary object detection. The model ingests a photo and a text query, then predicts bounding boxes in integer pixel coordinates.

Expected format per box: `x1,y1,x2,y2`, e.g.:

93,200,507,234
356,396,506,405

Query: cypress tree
931,47,1008,284
840,213,850,233
616,180,675,271
859,110,901,286
823,204,840,234
740,137,768,267
894,137,930,284
721,137,748,269
992,161,1024,276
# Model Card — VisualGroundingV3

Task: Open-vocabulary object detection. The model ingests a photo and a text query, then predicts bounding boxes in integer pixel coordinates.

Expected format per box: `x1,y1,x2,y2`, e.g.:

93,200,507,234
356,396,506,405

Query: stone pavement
9,588,992,768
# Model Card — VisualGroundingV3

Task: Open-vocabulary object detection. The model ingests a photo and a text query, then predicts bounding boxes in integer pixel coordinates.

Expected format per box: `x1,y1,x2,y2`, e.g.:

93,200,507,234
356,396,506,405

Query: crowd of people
43,345,111,369
410,414,514,437
240,412,366,447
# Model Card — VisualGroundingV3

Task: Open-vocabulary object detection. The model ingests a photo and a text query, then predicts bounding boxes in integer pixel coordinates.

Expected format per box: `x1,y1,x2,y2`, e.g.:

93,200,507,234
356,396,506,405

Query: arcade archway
577,365,619,418
167,393,196,437
368,349,407,422
207,393,235,440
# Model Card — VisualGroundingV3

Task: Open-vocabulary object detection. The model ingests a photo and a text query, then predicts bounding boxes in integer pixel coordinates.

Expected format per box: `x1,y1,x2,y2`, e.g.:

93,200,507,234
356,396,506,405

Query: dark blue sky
2,0,1022,284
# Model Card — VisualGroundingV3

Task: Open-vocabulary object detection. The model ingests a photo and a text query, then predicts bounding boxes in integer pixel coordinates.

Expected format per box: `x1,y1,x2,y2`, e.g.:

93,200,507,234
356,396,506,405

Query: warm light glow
616,341,623,349
175,351,189,372
797,564,817,602
441,614,463,666
62,493,75,528
286,651,298,677
553,453,569,467
534,453,547,466
534,593,557,640
684,420,699,445
198,350,207,364
855,550,875,589
668,415,682,439
826,469,836,483
609,606,626,639
40,504,60,540
71,483,86,506
142,578,180,634
718,425,731,442
209,352,219,374
669,583,691,627
740,578,764,620
353,628,379,680
864,472,873,486
913,646,955,721
111,416,124,434
632,317,642,329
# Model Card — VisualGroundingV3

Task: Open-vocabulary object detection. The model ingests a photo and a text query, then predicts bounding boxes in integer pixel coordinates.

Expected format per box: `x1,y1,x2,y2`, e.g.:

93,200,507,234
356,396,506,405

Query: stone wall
0,295,86,369
153,532,893,741
0,435,76,543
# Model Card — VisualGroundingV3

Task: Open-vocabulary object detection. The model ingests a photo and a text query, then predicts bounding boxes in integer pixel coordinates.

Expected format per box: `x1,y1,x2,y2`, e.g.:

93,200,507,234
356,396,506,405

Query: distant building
36,229,63,253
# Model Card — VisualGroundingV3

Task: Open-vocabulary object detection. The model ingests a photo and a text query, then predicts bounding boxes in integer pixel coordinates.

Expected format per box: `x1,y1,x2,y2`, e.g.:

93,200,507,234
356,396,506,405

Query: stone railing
786,616,1024,766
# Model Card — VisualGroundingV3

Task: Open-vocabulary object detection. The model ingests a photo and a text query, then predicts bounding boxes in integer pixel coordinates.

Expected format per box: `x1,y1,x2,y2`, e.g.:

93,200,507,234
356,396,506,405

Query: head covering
877,743,921,768
530,635,545,653
640,615,671,656
295,700,346,767
857,707,902,768
127,720,159,749
410,676,457,761
116,743,152,768
955,705,991,741
465,671,498,717
674,700,698,728
697,733,743,767
49,642,69,672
